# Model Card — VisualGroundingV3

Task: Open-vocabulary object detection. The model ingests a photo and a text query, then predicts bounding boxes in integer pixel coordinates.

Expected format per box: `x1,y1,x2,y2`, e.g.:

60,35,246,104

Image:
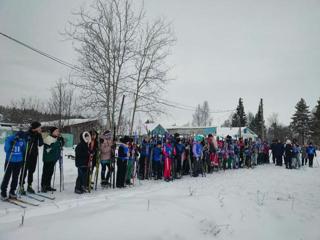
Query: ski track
0,147,320,240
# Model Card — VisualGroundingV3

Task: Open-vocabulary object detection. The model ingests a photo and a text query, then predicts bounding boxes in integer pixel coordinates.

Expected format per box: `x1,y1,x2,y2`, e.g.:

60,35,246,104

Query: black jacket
284,144,293,159
25,129,44,162
75,133,90,168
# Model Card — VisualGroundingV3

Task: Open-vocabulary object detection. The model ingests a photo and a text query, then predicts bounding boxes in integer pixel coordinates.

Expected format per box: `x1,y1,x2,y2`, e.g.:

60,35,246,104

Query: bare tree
129,18,176,134
48,78,76,128
192,101,213,127
65,0,144,130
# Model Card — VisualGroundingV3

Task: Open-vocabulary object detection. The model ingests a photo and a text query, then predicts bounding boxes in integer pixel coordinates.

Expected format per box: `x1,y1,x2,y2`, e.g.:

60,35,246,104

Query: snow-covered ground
0,145,320,240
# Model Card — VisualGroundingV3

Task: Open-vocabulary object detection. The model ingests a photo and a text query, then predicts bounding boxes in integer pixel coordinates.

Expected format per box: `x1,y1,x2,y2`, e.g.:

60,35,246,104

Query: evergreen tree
231,98,247,127
311,98,320,145
290,98,311,144
250,99,266,140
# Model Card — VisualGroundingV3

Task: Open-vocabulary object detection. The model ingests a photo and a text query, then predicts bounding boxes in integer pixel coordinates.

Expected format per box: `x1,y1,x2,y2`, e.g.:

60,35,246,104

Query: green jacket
43,135,63,162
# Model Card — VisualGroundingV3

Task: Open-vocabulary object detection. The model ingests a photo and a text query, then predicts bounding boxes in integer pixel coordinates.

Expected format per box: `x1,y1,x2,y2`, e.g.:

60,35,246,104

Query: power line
0,31,235,114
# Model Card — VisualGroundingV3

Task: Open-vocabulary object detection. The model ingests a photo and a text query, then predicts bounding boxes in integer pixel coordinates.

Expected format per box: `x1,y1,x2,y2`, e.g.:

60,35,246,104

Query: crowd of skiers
1,121,318,200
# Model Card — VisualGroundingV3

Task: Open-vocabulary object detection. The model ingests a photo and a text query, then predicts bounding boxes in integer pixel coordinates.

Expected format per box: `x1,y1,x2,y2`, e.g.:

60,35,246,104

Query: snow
0,145,320,240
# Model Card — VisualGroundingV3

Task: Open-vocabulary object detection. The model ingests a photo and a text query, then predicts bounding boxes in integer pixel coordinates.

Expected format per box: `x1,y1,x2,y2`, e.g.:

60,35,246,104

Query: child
1,131,26,200
75,131,91,194
41,127,64,192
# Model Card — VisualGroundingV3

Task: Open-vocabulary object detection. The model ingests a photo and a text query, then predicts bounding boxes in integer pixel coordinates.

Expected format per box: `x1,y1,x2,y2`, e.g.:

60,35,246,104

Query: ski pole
52,162,57,194
37,139,40,193
18,141,30,197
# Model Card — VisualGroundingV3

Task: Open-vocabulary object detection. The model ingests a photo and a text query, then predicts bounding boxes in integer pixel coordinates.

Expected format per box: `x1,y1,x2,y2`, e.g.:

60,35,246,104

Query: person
306,142,317,168
75,131,91,194
41,127,64,192
139,137,150,180
284,140,293,169
274,140,284,166
1,131,26,200
270,139,277,164
192,135,204,177
99,130,113,187
126,138,136,185
175,137,185,178
88,130,99,189
301,144,307,166
116,136,129,188
152,141,163,180
20,121,44,194
162,136,175,181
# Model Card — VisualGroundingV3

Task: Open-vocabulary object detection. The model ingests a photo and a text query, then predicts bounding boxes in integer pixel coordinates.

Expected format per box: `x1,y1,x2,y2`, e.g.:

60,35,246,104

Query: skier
284,139,293,169
162,136,175,181
1,131,26,200
19,121,43,195
41,127,64,192
88,130,99,189
207,134,218,171
139,137,150,180
74,131,91,194
126,138,136,185
306,142,317,168
192,135,203,177
116,136,129,188
274,140,284,166
152,141,163,180
99,130,113,187
175,137,185,178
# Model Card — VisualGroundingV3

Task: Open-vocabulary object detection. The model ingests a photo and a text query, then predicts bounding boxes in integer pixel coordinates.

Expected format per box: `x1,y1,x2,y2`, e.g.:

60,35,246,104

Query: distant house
165,125,258,140
41,118,102,146
166,126,217,137
215,127,258,140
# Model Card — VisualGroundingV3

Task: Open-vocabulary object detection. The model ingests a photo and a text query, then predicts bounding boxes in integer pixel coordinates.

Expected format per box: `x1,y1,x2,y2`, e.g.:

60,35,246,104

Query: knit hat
49,127,58,135
120,135,130,144
31,121,41,130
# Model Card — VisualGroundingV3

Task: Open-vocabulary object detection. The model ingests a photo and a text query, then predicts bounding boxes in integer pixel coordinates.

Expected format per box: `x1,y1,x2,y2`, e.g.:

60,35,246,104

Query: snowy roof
41,118,99,127
216,127,258,139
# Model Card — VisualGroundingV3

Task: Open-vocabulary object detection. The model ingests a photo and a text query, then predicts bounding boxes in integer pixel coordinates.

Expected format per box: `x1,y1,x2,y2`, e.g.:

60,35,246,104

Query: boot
19,186,26,195
9,192,17,200
1,192,7,201
27,185,35,194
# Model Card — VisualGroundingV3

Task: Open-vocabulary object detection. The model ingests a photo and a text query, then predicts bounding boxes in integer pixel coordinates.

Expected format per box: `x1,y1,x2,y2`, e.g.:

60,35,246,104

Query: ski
25,194,45,202
15,198,40,206
4,199,27,208
33,193,55,200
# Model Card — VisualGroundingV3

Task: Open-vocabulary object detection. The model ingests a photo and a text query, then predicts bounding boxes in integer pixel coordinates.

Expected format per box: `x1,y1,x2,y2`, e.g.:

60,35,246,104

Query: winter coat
75,133,90,167
25,130,43,161
162,143,175,159
306,145,316,156
140,140,151,158
152,146,162,161
4,134,26,163
175,143,185,156
284,144,293,159
274,143,284,157
193,142,203,159
118,143,129,161
43,135,63,163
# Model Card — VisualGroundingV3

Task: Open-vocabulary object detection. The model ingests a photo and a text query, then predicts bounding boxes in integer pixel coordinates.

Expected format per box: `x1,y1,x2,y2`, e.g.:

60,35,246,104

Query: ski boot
19,186,26,195
1,192,7,201
27,185,35,194
9,192,17,200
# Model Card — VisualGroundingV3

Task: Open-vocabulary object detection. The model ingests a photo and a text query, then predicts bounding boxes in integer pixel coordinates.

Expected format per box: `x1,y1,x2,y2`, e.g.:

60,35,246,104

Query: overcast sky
0,0,319,127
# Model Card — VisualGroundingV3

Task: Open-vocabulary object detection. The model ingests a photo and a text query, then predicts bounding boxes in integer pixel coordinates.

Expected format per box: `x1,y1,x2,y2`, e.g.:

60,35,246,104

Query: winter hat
49,127,58,135
31,121,41,130
102,130,112,139
120,135,130,144
286,139,291,145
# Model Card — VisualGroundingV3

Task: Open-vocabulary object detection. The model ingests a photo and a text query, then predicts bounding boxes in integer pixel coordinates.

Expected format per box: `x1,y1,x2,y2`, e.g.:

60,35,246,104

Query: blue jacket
152,146,162,161
118,144,129,161
175,143,185,156
193,142,203,158
4,134,26,163
140,141,150,158
306,145,316,156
